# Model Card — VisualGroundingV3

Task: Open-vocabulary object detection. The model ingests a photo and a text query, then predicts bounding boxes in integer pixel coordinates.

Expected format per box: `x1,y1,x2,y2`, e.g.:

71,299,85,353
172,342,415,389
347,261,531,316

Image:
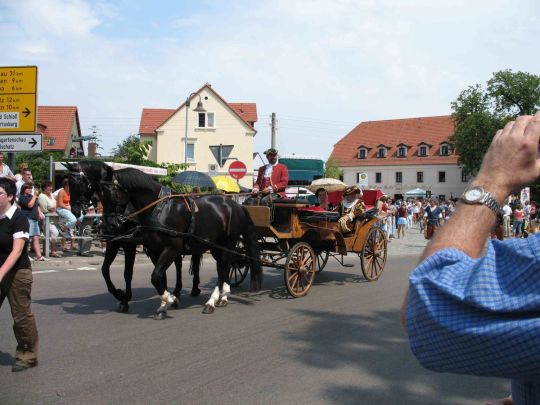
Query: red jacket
254,163,289,193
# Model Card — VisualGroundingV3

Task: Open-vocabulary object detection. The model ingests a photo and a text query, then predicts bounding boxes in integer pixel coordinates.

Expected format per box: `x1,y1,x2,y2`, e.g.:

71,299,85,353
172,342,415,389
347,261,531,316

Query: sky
2,0,539,162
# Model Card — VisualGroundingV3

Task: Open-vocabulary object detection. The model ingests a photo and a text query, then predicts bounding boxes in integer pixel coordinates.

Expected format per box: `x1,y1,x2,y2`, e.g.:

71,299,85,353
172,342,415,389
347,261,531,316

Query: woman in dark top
0,177,39,372
19,182,46,261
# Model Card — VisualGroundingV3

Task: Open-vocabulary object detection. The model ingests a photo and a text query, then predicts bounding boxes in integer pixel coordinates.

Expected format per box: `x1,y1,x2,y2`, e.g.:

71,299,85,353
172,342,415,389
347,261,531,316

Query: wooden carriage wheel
315,250,329,274
229,239,249,287
284,242,316,298
360,227,387,281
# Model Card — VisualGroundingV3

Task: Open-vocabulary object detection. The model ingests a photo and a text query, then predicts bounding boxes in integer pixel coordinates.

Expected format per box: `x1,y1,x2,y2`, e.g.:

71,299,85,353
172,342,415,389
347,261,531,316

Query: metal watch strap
481,191,501,216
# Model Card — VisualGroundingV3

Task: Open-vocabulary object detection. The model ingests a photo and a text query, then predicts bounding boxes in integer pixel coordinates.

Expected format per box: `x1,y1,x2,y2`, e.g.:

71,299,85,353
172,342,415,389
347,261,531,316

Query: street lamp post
184,92,207,165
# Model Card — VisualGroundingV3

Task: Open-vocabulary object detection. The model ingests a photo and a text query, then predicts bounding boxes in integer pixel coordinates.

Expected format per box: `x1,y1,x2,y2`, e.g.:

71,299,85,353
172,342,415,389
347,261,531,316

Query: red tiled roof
228,103,258,124
138,84,258,135
330,115,457,167
37,106,80,151
139,108,175,135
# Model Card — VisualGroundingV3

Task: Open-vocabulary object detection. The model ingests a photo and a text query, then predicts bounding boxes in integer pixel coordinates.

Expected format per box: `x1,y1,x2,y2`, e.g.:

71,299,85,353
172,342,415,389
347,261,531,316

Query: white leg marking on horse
221,282,230,301
159,290,175,311
205,286,220,307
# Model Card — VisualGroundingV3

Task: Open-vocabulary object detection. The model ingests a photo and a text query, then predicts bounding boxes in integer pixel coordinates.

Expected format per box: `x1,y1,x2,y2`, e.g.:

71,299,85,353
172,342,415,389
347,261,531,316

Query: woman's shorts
397,217,407,225
28,219,41,237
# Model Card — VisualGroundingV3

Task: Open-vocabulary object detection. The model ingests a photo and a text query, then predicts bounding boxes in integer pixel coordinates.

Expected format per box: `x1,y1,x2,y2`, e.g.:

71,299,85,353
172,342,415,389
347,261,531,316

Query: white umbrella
307,178,348,193
405,188,427,196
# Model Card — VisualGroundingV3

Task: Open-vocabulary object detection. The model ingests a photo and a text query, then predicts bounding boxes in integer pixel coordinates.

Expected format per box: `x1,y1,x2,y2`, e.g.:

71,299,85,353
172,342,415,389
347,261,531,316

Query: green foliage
111,134,155,166
14,151,65,184
450,69,540,177
324,157,343,180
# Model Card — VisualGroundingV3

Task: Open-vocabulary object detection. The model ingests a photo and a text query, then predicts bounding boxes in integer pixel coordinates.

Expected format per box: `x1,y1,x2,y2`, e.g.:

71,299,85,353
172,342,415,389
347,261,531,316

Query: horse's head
65,162,93,218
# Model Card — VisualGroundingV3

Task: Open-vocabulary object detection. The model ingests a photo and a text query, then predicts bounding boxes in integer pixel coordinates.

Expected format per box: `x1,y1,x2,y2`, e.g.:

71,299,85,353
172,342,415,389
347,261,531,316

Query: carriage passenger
335,186,366,233
315,188,333,211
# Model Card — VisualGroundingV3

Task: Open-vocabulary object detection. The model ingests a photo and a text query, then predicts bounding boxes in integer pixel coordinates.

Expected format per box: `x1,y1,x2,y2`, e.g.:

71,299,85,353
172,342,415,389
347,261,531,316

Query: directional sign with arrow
0,134,42,152
0,66,38,133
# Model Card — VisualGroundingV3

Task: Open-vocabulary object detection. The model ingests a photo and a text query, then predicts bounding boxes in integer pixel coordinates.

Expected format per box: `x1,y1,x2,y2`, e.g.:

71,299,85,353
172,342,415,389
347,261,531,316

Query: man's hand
474,112,540,203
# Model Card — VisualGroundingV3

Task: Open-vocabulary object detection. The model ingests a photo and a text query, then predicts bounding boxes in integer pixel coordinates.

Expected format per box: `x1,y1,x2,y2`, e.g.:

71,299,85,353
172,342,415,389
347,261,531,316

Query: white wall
342,163,468,199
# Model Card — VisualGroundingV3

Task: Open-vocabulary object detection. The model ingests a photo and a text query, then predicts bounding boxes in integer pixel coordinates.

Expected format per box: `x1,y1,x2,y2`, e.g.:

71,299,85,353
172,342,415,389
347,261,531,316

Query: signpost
0,66,38,133
228,160,247,180
0,134,42,152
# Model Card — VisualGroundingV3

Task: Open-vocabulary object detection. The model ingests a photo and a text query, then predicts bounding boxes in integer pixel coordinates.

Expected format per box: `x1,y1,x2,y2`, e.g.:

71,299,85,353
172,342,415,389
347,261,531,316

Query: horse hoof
153,311,167,320
202,305,215,314
215,299,228,307
117,302,129,313
170,299,180,309
190,288,201,297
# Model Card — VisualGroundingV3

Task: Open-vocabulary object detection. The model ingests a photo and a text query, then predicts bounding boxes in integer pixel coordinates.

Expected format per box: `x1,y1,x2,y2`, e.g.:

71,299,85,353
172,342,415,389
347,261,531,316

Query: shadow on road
0,350,14,366
283,308,509,405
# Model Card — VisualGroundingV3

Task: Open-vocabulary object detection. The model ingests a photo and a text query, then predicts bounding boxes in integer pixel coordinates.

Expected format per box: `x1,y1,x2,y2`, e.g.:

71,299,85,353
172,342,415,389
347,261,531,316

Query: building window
186,143,195,161
462,170,470,182
440,144,449,156
419,146,428,157
417,171,423,182
198,112,215,128
438,171,446,183
439,194,446,201
358,149,367,159
375,172,382,183
47,138,56,146
396,172,402,183
397,147,407,157
377,148,386,158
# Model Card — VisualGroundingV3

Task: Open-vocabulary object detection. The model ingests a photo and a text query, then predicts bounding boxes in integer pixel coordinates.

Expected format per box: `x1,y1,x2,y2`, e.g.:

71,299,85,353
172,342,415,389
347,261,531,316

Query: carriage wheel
229,239,249,287
284,242,316,298
315,250,329,274
360,227,387,281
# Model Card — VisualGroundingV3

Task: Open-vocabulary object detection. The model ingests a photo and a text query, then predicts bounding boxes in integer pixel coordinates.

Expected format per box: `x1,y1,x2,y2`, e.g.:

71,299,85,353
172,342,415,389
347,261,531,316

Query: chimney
88,142,97,157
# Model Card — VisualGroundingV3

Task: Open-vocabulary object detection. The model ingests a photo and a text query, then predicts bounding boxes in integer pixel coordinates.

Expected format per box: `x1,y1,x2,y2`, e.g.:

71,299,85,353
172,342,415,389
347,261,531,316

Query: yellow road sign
0,66,37,133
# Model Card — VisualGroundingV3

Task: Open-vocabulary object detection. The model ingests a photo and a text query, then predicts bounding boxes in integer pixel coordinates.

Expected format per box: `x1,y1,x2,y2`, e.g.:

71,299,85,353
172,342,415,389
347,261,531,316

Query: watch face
465,187,483,201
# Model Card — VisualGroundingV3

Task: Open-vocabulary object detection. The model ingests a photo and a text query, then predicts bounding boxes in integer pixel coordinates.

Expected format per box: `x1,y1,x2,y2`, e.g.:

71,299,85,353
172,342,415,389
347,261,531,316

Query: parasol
172,171,216,189
307,178,348,193
212,175,240,193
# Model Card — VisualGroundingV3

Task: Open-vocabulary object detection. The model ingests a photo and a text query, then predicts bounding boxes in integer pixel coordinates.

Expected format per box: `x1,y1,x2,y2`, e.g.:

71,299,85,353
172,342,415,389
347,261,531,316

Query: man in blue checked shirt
402,111,540,405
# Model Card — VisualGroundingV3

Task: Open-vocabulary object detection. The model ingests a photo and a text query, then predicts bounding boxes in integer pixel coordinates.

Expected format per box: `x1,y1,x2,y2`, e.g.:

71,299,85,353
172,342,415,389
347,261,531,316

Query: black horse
66,161,197,314
109,167,262,317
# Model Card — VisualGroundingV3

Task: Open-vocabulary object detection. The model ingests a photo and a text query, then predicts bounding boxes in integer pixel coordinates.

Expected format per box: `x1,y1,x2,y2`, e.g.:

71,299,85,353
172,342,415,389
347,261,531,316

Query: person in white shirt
16,168,34,200
502,201,513,238
0,152,14,180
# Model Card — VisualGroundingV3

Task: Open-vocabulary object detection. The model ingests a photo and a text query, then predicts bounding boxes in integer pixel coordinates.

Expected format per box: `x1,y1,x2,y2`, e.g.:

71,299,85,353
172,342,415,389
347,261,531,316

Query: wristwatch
460,186,501,216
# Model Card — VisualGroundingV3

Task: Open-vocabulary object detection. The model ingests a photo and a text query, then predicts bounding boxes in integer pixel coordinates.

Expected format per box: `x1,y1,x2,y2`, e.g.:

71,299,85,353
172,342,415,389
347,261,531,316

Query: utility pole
270,112,276,149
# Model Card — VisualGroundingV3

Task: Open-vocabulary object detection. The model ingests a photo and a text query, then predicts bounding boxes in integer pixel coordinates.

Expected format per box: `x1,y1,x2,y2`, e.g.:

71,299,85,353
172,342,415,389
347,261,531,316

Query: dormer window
397,146,407,157
440,143,450,156
377,147,387,158
418,142,432,157
358,148,367,159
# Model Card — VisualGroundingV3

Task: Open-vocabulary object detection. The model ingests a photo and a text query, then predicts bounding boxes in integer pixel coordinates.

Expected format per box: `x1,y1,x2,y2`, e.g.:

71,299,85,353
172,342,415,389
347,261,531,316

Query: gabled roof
138,84,258,136
139,109,175,135
37,106,81,151
330,115,457,167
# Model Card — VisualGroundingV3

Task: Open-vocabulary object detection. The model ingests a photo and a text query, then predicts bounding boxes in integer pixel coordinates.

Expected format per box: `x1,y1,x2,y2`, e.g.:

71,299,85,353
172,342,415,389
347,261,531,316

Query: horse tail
241,205,263,292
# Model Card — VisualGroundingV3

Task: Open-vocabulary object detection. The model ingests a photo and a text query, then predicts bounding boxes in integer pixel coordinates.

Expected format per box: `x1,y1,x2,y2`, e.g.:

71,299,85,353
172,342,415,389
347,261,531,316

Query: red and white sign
228,160,247,180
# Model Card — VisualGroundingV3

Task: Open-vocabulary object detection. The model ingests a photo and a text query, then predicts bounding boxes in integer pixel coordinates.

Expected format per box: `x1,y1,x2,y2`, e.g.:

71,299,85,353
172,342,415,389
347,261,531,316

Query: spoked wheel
315,250,329,274
360,227,387,281
284,242,316,298
229,239,249,287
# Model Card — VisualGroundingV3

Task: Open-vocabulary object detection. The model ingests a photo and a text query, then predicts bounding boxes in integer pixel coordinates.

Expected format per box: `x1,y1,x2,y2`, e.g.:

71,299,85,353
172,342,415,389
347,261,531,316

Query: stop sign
228,160,247,180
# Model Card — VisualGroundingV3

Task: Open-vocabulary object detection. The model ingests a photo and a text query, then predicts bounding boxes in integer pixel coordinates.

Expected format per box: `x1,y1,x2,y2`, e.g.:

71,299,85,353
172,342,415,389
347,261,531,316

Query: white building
138,83,257,188
330,115,469,200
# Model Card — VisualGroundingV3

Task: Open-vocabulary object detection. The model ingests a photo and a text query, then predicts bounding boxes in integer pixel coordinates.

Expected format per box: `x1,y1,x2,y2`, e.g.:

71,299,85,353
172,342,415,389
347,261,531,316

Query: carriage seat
299,210,340,223
356,207,378,222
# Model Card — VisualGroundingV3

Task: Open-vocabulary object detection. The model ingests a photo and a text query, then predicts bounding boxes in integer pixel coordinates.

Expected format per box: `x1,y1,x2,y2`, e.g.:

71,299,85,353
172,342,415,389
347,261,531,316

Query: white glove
347,213,355,221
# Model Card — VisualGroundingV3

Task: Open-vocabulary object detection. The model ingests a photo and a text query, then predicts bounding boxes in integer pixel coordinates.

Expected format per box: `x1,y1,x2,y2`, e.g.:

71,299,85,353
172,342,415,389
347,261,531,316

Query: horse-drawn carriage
229,191,387,298
66,161,387,317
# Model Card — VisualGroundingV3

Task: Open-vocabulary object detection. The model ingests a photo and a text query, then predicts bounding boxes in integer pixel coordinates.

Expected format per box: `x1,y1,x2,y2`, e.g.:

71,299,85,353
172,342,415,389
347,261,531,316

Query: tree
450,70,540,176
14,151,65,184
112,135,154,166
324,157,343,180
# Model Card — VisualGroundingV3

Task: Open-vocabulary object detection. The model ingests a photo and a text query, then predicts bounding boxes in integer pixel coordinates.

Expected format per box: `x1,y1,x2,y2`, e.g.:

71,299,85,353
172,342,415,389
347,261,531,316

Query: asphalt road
1,231,509,404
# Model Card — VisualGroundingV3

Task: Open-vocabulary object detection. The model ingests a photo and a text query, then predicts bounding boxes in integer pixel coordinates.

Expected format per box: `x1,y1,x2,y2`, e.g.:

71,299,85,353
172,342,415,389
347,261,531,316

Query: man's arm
402,113,540,326
272,164,289,192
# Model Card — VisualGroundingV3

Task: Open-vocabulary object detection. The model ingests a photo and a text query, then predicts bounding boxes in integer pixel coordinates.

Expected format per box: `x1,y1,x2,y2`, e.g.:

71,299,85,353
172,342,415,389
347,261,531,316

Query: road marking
66,267,97,271
33,270,58,274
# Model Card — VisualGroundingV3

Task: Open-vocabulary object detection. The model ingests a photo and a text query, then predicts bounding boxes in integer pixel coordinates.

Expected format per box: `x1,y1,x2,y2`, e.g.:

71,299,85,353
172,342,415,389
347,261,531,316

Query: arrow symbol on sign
29,138,37,148
23,107,31,117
